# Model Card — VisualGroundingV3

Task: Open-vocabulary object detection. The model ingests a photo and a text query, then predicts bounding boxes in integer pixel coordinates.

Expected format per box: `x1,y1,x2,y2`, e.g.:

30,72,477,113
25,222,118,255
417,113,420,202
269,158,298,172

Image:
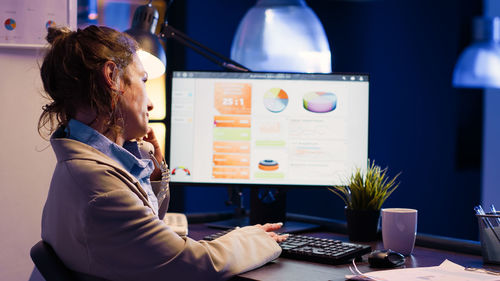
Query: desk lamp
125,0,249,79
453,17,500,89
124,1,166,79
230,0,332,73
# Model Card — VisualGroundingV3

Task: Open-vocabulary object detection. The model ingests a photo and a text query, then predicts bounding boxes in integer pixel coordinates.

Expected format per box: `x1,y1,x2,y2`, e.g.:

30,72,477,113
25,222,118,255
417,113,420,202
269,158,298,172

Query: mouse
367,250,405,268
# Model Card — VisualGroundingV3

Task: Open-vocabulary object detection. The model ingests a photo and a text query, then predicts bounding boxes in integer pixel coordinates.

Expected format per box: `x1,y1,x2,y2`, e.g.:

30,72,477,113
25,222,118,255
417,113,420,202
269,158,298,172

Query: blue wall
168,0,483,240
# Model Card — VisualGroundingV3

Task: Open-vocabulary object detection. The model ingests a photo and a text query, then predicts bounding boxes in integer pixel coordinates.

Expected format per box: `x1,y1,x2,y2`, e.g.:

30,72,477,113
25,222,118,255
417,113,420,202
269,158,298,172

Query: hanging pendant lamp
453,17,500,89
231,0,332,73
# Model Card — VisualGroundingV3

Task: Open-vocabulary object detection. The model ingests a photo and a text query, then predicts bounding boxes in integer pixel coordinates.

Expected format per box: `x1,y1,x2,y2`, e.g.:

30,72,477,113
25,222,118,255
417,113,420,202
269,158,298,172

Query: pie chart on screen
46,20,56,29
4,18,16,31
303,91,337,113
263,88,288,113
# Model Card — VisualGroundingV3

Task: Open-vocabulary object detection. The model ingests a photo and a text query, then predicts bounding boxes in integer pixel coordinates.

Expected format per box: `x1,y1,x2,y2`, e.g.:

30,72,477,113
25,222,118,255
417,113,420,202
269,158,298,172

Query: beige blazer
41,137,281,281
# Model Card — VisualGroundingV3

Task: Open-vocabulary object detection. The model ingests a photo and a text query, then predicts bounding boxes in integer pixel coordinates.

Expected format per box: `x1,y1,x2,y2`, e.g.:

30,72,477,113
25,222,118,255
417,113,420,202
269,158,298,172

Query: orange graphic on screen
214,115,251,128
213,166,250,179
214,83,251,115
213,154,250,166
213,141,251,153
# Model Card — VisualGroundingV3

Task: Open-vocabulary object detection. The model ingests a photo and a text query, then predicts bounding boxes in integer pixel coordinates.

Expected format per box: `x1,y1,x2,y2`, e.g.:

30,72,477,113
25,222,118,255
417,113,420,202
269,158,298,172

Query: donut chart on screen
263,88,289,113
258,159,279,171
4,18,16,31
303,92,337,113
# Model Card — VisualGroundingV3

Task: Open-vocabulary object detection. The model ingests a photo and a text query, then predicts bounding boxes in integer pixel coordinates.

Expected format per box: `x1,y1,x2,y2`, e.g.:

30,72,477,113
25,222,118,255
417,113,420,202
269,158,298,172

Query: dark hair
38,25,139,138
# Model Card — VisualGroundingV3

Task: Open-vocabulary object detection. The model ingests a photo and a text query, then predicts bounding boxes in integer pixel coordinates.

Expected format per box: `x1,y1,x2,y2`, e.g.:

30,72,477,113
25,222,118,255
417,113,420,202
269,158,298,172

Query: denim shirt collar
65,119,154,181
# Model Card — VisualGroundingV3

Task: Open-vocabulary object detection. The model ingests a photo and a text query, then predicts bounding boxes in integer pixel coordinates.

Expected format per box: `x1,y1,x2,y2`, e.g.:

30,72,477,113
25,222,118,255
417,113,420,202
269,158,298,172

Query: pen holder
476,212,500,264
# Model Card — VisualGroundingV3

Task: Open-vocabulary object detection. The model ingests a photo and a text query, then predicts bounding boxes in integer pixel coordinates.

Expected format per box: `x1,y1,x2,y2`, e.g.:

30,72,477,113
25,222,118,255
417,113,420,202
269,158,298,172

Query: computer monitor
167,71,369,229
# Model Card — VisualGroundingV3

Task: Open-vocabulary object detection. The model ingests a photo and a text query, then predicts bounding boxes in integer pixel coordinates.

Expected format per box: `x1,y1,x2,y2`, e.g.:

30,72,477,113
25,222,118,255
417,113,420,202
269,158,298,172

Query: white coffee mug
381,208,418,256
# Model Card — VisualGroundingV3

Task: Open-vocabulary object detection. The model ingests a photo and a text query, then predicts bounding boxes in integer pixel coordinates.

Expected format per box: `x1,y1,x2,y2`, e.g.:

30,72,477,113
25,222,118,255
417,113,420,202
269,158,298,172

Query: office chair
30,240,76,280
30,240,108,281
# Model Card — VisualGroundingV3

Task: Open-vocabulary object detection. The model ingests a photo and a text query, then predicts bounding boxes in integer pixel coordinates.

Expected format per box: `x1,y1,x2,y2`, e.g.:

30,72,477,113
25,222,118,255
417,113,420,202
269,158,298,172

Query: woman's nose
147,97,154,112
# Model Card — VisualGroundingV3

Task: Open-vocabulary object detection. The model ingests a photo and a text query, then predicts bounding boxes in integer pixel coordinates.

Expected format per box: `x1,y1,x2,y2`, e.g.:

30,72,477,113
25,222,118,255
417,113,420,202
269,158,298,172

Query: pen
476,205,486,215
490,204,500,225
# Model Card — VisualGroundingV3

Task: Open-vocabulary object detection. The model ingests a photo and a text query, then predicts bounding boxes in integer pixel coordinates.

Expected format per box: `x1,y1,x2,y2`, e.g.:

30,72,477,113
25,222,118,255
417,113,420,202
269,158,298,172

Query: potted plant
328,160,401,241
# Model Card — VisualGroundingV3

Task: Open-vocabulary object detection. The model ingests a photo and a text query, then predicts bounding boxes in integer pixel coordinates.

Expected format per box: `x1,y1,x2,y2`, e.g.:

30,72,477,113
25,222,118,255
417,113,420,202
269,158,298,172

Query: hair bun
46,26,72,44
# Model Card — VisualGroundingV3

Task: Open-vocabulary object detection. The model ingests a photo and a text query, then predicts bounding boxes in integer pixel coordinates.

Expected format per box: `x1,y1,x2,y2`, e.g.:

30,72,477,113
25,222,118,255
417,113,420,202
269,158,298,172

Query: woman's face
119,54,153,141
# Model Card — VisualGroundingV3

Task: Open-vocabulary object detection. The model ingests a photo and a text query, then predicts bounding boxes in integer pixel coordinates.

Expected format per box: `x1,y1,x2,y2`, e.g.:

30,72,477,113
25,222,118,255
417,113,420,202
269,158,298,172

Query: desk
188,223,500,281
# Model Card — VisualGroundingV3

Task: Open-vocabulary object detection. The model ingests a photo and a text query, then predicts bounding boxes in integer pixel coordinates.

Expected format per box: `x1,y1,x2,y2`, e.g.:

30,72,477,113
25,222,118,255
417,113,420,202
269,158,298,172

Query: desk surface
188,223,499,281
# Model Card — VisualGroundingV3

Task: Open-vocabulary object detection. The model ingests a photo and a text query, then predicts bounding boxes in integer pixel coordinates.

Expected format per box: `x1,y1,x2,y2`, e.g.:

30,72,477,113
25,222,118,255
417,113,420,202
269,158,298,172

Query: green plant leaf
327,159,401,210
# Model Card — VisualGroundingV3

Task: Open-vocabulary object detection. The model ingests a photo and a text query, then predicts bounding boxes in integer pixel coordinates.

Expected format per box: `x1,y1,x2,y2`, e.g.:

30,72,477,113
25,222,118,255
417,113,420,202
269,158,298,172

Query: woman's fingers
255,222,289,242
267,232,289,242
257,222,283,232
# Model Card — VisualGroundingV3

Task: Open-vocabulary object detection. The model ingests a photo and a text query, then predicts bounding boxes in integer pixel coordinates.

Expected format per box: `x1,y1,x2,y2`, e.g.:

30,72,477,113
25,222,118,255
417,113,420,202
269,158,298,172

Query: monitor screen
168,71,369,187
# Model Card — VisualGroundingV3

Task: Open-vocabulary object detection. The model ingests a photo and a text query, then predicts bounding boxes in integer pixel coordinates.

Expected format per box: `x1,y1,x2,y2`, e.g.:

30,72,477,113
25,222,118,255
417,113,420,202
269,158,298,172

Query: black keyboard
203,230,372,265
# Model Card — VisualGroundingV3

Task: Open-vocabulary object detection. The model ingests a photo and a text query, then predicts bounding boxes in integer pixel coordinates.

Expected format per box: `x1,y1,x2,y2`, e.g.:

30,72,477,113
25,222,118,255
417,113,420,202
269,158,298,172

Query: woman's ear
102,61,122,92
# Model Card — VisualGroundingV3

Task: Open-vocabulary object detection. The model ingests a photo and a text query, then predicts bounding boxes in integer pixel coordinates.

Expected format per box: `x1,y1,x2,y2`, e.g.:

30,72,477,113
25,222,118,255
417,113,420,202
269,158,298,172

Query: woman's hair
38,25,138,138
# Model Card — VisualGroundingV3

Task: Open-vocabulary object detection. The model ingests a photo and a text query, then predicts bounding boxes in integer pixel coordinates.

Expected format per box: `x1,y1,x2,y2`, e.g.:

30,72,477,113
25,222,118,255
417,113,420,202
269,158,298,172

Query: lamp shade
453,17,500,89
125,3,166,79
231,0,331,73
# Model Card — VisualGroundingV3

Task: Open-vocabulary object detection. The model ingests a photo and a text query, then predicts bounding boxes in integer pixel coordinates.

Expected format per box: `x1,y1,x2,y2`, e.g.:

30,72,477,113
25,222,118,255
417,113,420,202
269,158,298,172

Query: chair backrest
30,240,111,281
30,240,76,281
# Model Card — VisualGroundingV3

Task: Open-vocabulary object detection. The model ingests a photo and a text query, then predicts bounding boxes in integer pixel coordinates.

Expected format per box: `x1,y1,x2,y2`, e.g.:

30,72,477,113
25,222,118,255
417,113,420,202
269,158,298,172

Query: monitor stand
205,188,319,233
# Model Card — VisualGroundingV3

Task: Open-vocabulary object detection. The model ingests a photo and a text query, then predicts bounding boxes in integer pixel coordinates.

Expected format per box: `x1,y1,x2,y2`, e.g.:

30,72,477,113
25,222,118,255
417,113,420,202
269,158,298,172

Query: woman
39,25,286,281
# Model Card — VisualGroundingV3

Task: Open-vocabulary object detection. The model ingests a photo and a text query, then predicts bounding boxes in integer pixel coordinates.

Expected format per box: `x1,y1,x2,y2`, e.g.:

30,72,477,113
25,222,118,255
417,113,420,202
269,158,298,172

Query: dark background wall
165,0,484,240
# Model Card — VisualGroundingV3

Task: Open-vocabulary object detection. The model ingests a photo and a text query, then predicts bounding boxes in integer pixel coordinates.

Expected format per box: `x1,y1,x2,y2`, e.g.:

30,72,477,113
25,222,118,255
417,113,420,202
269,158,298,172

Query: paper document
346,260,500,281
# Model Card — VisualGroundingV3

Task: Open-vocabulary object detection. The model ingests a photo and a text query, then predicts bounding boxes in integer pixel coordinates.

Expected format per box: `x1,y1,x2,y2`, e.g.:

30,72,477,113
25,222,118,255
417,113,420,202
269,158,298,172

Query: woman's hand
255,222,289,243
142,127,163,181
